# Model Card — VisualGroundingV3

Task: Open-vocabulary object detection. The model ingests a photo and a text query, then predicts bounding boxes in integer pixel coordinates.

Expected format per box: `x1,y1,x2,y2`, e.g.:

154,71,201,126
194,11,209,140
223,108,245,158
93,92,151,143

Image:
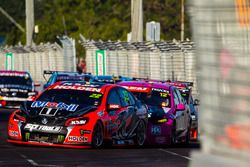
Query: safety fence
189,0,250,166
80,40,198,95
0,36,76,82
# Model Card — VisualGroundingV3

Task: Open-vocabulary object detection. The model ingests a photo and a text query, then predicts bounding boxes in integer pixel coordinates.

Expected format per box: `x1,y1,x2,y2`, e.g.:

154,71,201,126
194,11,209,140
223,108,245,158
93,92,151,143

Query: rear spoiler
171,81,194,87
43,70,92,82
43,70,91,75
132,77,168,83
132,78,194,87
132,77,149,81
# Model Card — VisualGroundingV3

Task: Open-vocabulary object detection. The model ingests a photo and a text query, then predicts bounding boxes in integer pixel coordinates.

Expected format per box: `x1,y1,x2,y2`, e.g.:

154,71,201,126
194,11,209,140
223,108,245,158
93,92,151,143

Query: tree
0,0,190,56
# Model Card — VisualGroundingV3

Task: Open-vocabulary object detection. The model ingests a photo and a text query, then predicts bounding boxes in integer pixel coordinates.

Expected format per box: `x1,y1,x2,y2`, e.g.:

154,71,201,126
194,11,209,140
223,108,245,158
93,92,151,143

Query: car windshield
132,89,171,107
180,89,190,103
37,89,103,106
0,76,32,86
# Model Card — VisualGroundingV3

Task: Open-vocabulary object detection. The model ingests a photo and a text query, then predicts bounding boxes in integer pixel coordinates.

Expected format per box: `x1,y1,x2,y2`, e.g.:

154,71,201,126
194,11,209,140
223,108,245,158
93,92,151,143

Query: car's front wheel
91,121,104,148
134,120,146,147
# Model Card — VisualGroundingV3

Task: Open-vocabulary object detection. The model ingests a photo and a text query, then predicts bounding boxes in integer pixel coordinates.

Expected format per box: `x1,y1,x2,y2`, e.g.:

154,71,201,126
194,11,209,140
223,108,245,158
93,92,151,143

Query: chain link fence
0,36,76,82
80,40,198,95
189,0,250,166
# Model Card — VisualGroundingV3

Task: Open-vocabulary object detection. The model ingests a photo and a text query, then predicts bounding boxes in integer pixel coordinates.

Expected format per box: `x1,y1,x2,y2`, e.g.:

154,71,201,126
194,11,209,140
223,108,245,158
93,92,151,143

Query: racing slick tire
171,124,177,145
184,123,191,146
134,120,146,147
91,121,104,148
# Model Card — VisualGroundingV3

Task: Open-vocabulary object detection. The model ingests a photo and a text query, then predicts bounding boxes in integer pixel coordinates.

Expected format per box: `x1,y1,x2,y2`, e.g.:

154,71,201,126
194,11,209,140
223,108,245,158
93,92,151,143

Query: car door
117,87,137,138
173,88,185,132
176,88,190,130
106,88,125,139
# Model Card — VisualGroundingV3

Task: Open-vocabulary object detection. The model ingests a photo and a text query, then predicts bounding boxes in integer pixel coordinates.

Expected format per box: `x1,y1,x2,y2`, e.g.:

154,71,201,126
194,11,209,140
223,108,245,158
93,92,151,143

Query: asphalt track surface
0,108,200,167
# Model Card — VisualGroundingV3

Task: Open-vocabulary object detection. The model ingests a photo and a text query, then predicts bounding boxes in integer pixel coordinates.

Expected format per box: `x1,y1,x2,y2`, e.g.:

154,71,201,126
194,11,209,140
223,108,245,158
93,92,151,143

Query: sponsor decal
152,88,169,93
53,85,101,92
31,101,79,112
70,120,87,125
151,126,161,135
122,86,150,92
80,129,91,134
24,123,62,132
109,104,120,109
9,130,19,137
68,136,87,142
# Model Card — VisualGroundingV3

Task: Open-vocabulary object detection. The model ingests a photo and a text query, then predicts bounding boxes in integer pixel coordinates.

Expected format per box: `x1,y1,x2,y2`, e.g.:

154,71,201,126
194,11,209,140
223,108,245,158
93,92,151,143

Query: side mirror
176,104,185,111
34,82,41,87
107,104,121,110
194,99,200,106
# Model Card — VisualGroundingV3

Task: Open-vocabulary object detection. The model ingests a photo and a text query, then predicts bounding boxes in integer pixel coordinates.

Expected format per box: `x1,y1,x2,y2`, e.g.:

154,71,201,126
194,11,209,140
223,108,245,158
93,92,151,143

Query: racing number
89,93,102,99
160,92,168,97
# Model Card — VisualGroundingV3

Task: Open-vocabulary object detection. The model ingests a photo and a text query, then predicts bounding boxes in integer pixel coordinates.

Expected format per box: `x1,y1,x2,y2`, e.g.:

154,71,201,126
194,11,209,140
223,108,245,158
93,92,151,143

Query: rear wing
43,70,92,81
169,81,194,87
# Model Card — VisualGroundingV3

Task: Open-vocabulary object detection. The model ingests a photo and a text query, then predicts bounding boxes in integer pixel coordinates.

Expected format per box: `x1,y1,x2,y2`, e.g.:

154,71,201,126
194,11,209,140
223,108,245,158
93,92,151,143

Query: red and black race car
8,81,148,148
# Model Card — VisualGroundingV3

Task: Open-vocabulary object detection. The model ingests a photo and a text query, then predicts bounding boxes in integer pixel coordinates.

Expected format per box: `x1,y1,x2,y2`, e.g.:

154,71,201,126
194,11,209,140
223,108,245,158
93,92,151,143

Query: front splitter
8,139,91,149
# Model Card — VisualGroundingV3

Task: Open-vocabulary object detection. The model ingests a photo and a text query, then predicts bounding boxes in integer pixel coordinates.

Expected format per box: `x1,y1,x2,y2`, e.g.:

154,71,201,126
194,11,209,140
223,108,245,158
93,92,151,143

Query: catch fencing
189,0,250,166
81,40,198,95
0,36,76,82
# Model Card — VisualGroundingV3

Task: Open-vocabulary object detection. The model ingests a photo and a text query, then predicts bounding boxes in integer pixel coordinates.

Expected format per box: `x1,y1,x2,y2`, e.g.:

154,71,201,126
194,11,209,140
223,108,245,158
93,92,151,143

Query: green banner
5,53,13,70
95,50,106,75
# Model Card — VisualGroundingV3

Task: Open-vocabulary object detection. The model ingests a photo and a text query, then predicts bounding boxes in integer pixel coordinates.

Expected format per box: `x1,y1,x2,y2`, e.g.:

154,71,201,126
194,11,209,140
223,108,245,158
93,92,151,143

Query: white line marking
19,153,58,166
158,148,192,160
20,154,27,159
27,159,39,166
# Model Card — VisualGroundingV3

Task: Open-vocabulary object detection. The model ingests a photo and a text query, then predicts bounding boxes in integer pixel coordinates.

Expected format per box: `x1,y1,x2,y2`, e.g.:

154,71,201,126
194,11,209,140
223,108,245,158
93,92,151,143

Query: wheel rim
136,121,145,146
93,123,103,147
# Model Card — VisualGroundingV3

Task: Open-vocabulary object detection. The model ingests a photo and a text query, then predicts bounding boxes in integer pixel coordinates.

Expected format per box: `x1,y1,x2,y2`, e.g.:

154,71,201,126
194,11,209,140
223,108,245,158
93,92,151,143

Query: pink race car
118,81,191,145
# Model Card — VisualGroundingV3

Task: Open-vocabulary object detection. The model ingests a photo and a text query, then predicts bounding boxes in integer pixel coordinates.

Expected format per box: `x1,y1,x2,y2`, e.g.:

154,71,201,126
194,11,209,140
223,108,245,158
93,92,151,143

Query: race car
8,81,148,148
92,75,133,84
166,81,199,141
0,70,39,107
118,81,191,145
43,70,93,89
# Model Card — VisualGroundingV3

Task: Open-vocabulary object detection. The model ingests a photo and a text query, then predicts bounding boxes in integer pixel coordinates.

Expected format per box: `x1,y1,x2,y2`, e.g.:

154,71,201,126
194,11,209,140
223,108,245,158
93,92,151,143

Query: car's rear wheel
171,124,177,145
134,120,146,147
92,121,104,148
184,125,191,146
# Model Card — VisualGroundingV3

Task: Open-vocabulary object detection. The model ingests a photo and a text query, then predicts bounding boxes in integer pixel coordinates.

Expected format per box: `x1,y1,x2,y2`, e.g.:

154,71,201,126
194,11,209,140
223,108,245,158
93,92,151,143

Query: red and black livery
8,81,148,148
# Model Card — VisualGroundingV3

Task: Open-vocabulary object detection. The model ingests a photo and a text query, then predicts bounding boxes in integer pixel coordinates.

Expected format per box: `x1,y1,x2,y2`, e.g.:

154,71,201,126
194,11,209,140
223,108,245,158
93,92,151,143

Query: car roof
0,70,30,77
118,81,172,90
0,70,28,74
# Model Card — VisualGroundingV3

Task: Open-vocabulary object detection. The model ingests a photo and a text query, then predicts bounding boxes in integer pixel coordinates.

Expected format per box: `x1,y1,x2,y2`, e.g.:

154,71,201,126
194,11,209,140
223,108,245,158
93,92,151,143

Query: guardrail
80,40,198,95
0,36,76,82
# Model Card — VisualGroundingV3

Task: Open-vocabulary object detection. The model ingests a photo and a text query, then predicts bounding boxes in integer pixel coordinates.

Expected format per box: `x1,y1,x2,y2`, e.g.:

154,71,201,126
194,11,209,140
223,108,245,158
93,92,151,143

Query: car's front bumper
8,139,91,149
